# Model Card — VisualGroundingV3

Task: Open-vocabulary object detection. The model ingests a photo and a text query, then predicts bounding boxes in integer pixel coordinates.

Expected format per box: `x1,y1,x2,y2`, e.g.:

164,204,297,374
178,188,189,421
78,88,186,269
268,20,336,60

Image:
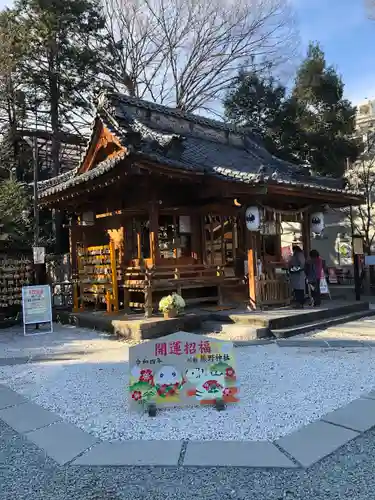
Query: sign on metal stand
22,285,53,336
128,331,239,416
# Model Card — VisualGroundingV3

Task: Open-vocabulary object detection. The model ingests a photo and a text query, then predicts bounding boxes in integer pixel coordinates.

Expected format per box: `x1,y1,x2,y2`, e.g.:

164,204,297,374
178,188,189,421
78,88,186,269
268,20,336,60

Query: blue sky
0,0,373,106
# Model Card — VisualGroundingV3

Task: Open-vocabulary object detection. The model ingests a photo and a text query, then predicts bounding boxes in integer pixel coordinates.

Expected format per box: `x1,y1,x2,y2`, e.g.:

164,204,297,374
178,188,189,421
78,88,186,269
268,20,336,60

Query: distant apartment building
356,99,375,135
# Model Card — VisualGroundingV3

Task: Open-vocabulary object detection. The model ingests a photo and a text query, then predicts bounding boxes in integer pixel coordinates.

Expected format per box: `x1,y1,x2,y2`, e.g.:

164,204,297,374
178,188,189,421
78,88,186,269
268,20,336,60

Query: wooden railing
123,264,239,316
256,275,291,308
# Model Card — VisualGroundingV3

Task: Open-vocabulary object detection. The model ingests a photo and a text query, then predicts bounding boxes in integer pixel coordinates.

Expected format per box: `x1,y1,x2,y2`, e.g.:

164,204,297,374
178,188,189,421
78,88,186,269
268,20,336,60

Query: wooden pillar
122,216,130,313
136,227,142,260
190,214,201,262
149,199,159,266
247,232,257,310
302,211,311,257
144,267,154,318
210,216,214,265
109,240,119,313
233,217,238,263
69,215,79,312
69,215,78,278
201,214,207,265
221,217,225,266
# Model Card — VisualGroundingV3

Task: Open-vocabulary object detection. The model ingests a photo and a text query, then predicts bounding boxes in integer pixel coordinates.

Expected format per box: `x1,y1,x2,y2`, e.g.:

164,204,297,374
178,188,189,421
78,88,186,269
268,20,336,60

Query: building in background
356,99,375,136
296,99,375,276
280,211,352,268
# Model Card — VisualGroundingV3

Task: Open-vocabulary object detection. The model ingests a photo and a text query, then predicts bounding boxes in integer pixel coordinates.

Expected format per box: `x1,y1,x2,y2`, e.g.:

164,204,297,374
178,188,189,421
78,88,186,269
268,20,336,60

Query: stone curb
0,383,372,469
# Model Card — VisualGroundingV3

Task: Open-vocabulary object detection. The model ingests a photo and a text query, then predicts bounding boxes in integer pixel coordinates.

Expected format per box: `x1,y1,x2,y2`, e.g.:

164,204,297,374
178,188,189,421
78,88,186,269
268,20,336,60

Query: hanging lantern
311,212,324,234
245,206,261,231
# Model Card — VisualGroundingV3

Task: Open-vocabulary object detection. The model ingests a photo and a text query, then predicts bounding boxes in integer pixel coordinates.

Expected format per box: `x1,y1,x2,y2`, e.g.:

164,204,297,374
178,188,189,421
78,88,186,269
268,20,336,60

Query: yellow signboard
129,332,239,411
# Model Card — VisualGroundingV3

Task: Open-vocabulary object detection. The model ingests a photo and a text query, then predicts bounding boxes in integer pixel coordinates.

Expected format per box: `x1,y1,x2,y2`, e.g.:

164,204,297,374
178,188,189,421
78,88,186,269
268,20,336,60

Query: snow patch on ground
1,342,375,441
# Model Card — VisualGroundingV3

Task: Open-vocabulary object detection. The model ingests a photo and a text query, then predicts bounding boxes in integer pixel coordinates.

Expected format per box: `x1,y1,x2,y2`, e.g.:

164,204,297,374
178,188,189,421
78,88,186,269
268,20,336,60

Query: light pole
24,135,44,288
32,136,40,251
350,206,363,301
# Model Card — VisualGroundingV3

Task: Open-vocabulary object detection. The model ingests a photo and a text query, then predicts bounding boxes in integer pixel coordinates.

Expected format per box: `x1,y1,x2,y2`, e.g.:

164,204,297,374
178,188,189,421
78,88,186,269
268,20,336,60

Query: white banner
33,246,45,264
320,277,329,295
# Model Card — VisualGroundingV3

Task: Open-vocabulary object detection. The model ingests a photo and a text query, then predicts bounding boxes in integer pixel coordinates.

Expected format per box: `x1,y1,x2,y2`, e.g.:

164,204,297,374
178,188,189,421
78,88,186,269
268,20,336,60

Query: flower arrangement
158,293,185,315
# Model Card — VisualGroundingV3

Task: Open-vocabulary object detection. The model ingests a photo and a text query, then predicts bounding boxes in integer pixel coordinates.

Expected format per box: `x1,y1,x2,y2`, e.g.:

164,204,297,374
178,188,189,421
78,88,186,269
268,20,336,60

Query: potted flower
159,293,185,319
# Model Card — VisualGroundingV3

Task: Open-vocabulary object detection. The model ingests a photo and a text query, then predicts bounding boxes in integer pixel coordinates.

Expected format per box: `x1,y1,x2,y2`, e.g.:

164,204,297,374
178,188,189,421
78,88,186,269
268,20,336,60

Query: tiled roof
38,91,361,199
39,150,128,197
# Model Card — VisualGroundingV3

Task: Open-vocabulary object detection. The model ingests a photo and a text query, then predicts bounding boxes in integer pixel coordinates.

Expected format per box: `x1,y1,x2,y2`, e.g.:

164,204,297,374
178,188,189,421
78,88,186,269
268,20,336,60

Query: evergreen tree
224,71,285,133
291,42,360,176
224,70,301,163
0,179,31,247
11,0,107,252
0,9,29,180
14,0,106,169
224,44,360,177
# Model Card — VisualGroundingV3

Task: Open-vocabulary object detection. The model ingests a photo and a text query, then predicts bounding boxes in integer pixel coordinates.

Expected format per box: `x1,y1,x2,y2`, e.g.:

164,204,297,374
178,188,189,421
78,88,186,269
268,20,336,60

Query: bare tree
365,0,375,19
102,0,298,113
343,135,375,253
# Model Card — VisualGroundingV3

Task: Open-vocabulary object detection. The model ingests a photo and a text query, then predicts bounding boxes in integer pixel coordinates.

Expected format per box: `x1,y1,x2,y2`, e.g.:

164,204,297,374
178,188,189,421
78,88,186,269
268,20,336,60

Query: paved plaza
1,381,375,468
3,417,375,500
2,320,375,497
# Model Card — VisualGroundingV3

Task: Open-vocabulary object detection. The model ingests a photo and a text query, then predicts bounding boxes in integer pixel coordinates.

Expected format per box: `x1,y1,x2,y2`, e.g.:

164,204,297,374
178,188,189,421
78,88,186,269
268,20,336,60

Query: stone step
272,309,375,339
208,302,370,330
201,308,375,341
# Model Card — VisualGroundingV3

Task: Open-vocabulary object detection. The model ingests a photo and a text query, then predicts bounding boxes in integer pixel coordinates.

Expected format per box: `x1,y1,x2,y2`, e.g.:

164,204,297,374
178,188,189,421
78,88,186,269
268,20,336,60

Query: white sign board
365,255,375,266
33,246,45,264
22,285,53,336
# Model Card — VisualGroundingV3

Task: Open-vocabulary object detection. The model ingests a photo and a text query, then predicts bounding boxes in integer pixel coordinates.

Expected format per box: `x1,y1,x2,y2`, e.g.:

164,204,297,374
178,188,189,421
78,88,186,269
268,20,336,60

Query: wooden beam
268,185,363,206
196,184,268,199
136,159,204,179
16,128,86,145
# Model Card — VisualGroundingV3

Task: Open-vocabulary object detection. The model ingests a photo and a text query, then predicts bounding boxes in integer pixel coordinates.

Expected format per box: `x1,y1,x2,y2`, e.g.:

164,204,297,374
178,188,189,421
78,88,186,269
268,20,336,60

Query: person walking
289,245,306,308
306,249,323,307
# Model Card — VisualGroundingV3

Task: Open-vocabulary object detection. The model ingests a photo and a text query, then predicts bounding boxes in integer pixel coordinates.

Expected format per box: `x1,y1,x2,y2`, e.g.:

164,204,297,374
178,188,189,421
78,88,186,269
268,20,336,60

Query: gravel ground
1,332,375,441
0,324,128,360
1,417,375,500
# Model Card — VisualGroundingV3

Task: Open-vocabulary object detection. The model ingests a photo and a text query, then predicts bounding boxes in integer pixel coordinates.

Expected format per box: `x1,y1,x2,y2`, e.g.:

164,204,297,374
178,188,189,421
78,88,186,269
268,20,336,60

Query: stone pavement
2,325,375,499
3,417,375,500
1,382,375,469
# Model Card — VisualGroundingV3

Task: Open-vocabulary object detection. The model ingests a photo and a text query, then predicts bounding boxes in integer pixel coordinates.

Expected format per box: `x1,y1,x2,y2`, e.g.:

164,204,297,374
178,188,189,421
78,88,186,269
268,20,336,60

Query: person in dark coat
288,246,306,308
305,249,323,307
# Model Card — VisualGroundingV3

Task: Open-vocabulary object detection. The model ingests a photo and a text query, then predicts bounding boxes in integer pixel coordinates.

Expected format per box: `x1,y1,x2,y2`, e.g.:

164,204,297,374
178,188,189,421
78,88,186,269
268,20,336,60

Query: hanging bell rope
258,203,312,216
